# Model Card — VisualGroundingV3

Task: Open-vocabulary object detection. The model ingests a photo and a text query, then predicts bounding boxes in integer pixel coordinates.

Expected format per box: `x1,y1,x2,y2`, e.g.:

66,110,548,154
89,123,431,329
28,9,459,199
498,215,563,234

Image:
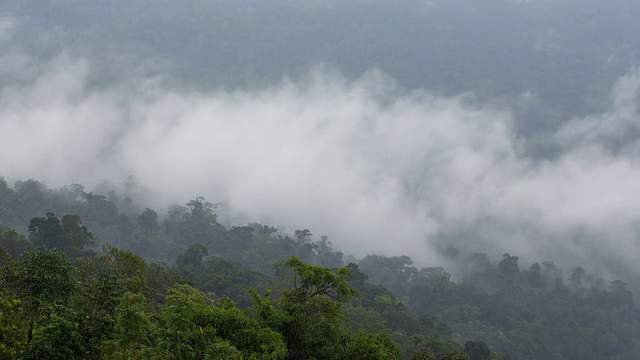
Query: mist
2,10,640,282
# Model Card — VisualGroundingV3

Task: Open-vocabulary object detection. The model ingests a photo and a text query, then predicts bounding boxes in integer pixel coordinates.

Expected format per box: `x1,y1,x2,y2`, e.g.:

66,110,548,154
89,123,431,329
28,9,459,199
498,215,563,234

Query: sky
1,7,640,281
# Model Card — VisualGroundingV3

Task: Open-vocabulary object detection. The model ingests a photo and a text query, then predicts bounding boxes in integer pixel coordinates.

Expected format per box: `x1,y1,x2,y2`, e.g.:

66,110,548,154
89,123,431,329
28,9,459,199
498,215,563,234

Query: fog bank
1,27,640,279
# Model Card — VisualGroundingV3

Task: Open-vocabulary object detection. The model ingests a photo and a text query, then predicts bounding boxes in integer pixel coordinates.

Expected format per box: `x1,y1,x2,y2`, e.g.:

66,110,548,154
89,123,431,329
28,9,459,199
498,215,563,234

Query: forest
2,0,640,359
1,177,639,360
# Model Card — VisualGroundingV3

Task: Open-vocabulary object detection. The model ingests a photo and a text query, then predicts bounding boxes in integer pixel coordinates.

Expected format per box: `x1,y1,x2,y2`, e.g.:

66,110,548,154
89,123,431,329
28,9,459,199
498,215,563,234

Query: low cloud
1,25,640,280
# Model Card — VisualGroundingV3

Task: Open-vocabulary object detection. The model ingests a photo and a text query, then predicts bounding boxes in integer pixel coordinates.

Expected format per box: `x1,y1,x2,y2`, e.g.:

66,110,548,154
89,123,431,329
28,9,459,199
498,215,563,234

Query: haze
1,0,639,282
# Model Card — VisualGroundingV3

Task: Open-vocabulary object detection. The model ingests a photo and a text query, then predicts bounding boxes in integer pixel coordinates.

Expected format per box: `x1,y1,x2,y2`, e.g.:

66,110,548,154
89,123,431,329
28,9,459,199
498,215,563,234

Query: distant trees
176,243,208,267
0,227,32,259
2,177,639,360
136,208,159,235
498,253,520,277
464,341,491,360
28,213,94,258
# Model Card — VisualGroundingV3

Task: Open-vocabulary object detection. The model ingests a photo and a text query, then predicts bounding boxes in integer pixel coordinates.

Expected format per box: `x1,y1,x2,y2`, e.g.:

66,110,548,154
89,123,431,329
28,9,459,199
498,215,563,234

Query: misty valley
2,0,640,359
1,178,639,359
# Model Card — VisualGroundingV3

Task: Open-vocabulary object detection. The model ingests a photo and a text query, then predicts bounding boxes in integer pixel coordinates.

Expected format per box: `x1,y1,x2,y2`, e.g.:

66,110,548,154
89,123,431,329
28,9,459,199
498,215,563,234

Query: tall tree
28,213,94,257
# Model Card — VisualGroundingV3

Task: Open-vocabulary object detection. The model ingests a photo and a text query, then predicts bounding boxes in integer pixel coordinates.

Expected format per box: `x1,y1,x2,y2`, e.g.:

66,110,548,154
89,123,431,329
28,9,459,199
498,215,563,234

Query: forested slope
1,177,639,359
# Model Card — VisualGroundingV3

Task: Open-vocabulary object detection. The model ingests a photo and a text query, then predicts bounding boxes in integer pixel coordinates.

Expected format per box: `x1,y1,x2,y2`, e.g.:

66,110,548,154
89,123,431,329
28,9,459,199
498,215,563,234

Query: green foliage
268,257,406,359
498,254,520,278
345,331,403,360
136,208,159,235
97,246,147,293
0,297,27,359
152,284,287,360
165,198,225,251
183,256,269,306
177,244,209,267
5,178,639,359
61,214,96,255
464,341,491,360
0,227,33,259
2,249,75,309
275,257,355,359
145,262,190,304
411,334,469,360
227,226,254,252
28,212,63,249
282,257,357,304
343,305,390,334
0,217,504,360
28,213,94,258
102,291,152,360
359,254,416,284
23,310,86,360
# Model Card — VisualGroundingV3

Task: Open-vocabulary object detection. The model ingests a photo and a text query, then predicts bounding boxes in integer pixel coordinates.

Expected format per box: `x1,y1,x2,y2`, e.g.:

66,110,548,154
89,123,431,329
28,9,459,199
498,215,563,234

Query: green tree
411,334,469,360
277,257,360,359
250,257,403,359
23,309,86,360
28,213,64,250
0,226,33,258
464,341,491,360
0,297,28,358
97,246,147,293
151,284,286,360
1,250,75,354
177,244,209,267
102,292,152,360
136,208,159,235
2,249,75,311
60,214,95,256
227,226,254,252
498,253,520,277
345,331,402,360
28,213,94,257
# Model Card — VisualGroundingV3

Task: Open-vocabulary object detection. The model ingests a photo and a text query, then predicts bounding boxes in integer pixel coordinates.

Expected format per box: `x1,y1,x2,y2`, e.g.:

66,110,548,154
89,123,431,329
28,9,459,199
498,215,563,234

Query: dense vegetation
1,176,639,359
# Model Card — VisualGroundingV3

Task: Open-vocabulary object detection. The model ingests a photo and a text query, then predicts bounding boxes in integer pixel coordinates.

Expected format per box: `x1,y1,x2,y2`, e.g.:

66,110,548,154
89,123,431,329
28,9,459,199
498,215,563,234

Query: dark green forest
1,177,639,359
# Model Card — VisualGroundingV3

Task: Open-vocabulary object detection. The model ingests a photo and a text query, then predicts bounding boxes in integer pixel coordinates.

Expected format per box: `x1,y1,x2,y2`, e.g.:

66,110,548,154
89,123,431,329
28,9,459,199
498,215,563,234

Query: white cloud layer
1,31,640,279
